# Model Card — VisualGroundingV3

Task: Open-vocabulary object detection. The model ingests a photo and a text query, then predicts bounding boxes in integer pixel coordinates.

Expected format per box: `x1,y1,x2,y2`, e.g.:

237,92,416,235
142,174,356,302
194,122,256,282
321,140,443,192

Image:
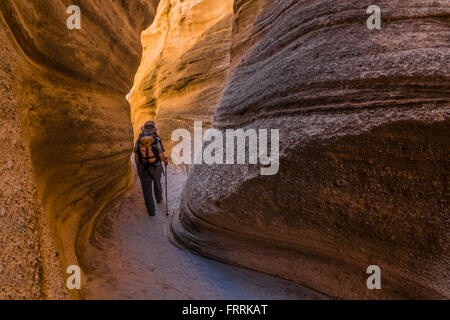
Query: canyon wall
129,0,234,153
0,0,159,298
1,0,448,300
172,0,450,299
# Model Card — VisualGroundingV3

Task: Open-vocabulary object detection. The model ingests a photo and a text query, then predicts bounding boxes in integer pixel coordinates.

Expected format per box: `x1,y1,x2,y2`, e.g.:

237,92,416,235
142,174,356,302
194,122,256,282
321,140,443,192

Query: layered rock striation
129,0,234,153
1,0,448,300
0,0,159,298
171,0,450,299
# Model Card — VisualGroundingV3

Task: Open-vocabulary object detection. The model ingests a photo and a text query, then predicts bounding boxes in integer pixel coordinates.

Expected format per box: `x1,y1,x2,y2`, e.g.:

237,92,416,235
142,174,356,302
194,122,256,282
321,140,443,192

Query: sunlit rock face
129,0,234,153
172,0,450,299
0,0,158,298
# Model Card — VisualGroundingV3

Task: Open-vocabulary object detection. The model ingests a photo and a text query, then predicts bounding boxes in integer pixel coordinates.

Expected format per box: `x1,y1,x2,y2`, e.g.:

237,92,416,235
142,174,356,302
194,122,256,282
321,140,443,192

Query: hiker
134,121,168,216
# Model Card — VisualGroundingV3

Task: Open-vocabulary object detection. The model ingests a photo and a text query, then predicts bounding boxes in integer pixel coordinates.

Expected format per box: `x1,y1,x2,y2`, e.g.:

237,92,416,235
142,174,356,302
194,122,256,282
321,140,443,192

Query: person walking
134,121,168,216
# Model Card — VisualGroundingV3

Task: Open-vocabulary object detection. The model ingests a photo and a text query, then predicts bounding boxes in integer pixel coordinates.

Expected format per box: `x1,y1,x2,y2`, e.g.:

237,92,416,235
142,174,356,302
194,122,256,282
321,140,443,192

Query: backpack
137,133,160,165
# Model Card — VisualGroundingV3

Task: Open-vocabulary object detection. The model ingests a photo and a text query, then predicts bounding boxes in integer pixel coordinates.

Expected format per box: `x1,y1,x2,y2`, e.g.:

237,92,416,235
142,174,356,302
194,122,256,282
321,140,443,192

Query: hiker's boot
148,210,156,217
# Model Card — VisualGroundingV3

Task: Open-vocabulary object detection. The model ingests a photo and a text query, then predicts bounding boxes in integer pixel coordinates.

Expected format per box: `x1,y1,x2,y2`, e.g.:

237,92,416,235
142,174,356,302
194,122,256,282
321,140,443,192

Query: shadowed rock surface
0,0,159,298
172,0,450,299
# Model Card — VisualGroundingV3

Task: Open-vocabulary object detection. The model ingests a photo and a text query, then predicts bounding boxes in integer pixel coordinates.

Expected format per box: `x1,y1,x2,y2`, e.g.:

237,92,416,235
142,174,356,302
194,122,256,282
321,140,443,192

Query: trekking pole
164,163,169,216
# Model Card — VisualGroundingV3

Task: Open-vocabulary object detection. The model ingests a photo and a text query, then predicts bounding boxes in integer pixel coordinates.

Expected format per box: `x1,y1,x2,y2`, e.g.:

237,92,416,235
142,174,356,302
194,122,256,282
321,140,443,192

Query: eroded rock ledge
171,0,450,299
0,0,159,298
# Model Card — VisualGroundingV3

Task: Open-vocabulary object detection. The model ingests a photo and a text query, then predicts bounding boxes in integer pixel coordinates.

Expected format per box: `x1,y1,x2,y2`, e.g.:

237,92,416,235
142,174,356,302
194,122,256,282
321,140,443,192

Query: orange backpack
138,135,157,165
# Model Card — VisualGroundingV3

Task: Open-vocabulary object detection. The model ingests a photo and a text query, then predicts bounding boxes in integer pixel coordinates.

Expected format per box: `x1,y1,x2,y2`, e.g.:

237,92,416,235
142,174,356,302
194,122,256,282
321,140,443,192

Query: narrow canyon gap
0,0,448,300
130,0,449,299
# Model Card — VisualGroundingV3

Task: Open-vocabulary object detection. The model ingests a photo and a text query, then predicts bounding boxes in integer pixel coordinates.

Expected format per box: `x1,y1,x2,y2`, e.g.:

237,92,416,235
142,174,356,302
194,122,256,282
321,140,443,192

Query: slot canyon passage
0,0,449,300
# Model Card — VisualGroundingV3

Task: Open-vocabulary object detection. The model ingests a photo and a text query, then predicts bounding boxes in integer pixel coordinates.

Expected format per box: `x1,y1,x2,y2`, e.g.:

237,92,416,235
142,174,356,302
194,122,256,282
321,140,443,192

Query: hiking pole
164,163,169,216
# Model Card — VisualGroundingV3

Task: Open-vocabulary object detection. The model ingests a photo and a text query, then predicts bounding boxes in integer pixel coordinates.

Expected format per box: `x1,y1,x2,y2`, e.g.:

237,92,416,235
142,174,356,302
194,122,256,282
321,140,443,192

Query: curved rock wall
129,0,234,153
172,0,450,299
0,0,158,298
1,0,448,300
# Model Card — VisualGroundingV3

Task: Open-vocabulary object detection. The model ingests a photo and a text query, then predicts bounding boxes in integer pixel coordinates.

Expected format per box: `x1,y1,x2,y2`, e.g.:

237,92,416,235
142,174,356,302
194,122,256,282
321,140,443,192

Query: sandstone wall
0,0,158,299
129,0,234,154
172,0,450,299
1,0,448,300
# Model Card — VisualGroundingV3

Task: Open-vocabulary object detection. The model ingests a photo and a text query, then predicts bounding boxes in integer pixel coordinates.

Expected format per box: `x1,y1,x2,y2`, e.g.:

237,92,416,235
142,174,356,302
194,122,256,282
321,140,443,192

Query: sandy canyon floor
82,160,327,300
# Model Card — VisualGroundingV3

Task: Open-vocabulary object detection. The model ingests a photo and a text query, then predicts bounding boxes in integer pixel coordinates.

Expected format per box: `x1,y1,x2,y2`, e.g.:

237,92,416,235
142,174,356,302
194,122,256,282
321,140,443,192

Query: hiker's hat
142,120,158,133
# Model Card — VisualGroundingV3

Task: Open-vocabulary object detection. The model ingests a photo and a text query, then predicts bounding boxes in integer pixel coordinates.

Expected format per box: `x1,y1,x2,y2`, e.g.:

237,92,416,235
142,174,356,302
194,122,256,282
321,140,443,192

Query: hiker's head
141,120,157,133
